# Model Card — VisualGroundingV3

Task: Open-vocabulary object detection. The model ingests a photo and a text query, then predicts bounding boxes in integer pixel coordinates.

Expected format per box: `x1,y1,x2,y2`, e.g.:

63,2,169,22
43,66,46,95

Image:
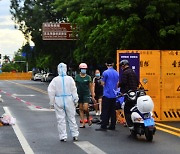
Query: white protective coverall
48,63,79,140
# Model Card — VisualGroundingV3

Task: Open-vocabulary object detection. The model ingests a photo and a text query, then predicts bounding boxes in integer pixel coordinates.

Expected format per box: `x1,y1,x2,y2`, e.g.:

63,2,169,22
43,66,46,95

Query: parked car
33,73,43,81
41,73,47,82
45,73,55,82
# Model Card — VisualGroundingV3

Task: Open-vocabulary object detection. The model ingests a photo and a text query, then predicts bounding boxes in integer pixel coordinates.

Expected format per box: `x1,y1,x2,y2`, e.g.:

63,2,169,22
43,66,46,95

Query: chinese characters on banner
42,23,78,40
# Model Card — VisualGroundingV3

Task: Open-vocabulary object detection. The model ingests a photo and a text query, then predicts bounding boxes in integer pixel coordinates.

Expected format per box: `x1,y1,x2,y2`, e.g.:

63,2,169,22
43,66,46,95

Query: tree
13,49,26,72
3,55,11,63
2,49,28,72
10,0,76,71
54,0,180,65
10,0,180,70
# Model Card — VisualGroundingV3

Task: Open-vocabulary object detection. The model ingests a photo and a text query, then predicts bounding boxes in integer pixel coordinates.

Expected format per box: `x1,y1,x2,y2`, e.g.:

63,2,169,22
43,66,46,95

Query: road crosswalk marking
74,141,107,154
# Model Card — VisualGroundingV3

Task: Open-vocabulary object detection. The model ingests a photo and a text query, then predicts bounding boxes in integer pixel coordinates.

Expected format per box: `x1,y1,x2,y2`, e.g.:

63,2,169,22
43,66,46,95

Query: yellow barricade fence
117,50,180,121
0,72,32,80
117,50,161,121
161,51,180,121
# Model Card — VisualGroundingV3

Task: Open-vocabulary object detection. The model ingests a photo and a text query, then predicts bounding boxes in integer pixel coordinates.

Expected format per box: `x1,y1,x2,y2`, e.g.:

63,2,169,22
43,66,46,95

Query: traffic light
0,54,1,59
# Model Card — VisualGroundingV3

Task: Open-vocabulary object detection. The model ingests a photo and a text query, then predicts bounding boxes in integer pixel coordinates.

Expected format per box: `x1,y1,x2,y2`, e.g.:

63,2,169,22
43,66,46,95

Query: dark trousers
124,100,134,127
101,96,116,129
124,111,133,127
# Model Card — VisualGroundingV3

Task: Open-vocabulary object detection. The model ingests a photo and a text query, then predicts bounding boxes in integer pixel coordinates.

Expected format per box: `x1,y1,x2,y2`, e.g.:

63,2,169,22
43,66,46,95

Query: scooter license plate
144,119,155,127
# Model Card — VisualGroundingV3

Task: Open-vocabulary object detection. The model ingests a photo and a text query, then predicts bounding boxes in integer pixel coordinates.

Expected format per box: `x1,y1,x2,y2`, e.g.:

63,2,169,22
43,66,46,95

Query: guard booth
117,50,180,121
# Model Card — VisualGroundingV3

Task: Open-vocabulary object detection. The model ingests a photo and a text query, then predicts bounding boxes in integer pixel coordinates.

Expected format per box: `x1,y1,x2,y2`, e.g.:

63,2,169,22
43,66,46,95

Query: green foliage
36,54,52,69
10,0,76,71
2,50,26,72
10,0,180,69
1,63,16,72
53,0,180,64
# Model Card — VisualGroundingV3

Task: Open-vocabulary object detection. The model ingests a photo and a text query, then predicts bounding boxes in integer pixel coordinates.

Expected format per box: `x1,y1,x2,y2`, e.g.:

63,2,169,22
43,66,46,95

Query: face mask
95,73,100,77
81,69,86,74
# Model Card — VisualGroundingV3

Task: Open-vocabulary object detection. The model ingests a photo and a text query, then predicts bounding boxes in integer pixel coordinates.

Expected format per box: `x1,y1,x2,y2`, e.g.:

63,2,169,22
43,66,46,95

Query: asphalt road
0,80,179,154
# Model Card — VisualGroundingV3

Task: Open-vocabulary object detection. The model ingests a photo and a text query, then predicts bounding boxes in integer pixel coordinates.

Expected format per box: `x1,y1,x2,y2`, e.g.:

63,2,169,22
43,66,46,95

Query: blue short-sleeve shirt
102,68,119,98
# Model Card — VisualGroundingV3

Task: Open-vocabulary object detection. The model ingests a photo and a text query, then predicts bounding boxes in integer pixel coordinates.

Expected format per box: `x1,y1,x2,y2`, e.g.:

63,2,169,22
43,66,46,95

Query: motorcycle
123,88,156,141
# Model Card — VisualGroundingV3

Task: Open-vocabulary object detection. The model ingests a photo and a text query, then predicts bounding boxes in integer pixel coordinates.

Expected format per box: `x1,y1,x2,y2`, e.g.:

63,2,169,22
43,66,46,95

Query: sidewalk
0,106,24,154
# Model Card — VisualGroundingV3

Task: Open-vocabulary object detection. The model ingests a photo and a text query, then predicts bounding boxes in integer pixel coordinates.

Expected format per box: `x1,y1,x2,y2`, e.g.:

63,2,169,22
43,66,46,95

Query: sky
0,0,33,60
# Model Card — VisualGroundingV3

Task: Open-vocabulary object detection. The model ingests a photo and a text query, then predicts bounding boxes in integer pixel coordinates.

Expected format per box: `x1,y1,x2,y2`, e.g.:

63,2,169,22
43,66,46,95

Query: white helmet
137,95,154,113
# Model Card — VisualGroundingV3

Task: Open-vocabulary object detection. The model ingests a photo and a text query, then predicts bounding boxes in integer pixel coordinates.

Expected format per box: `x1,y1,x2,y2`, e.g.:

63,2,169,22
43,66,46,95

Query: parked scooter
122,88,156,141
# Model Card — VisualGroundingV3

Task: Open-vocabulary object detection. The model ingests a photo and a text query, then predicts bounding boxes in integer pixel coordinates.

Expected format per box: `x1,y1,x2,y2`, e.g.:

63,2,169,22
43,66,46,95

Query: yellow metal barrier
117,50,161,121
139,51,161,121
0,72,32,80
161,51,180,121
117,50,180,121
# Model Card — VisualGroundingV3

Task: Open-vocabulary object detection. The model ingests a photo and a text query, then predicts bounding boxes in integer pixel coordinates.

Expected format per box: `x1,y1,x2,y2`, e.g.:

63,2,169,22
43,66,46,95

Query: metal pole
26,62,28,72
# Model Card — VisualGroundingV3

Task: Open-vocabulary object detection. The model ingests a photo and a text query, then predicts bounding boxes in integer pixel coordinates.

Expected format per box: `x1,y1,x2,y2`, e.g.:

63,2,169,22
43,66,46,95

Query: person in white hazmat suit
48,63,79,142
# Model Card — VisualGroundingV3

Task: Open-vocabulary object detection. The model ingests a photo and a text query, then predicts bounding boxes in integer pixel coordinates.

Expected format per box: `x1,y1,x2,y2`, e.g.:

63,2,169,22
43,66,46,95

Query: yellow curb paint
156,122,180,132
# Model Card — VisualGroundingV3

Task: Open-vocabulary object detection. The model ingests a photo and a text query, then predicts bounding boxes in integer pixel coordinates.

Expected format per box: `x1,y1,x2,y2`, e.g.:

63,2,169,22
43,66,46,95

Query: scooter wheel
145,128,153,142
130,129,137,138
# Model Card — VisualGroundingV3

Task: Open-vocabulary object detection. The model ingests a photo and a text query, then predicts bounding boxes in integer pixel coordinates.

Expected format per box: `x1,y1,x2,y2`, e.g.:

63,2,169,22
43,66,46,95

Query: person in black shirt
92,69,103,116
119,60,139,129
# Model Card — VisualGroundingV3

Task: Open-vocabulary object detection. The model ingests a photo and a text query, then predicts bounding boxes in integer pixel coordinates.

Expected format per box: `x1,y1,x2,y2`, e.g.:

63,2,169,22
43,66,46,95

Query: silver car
33,73,43,81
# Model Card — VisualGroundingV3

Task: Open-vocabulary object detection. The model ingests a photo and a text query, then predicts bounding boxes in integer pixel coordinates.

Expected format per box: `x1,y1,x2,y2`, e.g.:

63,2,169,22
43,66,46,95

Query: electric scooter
124,88,156,141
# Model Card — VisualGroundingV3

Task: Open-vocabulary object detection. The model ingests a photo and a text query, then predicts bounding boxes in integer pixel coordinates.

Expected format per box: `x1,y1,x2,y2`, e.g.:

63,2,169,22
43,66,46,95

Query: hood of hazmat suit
58,63,67,76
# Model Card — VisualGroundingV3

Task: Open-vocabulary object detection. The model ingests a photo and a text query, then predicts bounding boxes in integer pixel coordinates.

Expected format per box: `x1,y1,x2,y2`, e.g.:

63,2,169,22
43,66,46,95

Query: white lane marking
74,141,106,154
0,89,53,112
12,94,35,97
3,107,34,154
27,106,55,112
21,100,26,103
36,108,55,112
28,106,37,110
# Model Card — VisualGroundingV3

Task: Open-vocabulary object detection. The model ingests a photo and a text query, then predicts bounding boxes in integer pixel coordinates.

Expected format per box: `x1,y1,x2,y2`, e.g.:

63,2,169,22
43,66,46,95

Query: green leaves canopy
10,0,180,68
10,0,76,71
53,0,180,64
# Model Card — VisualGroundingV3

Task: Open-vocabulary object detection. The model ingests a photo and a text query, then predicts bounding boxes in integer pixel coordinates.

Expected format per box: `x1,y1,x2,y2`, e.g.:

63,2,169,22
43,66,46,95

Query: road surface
0,80,179,154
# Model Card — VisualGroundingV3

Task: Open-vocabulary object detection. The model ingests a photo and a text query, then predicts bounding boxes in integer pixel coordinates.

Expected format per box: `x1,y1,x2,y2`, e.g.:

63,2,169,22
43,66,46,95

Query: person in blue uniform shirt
96,58,119,131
